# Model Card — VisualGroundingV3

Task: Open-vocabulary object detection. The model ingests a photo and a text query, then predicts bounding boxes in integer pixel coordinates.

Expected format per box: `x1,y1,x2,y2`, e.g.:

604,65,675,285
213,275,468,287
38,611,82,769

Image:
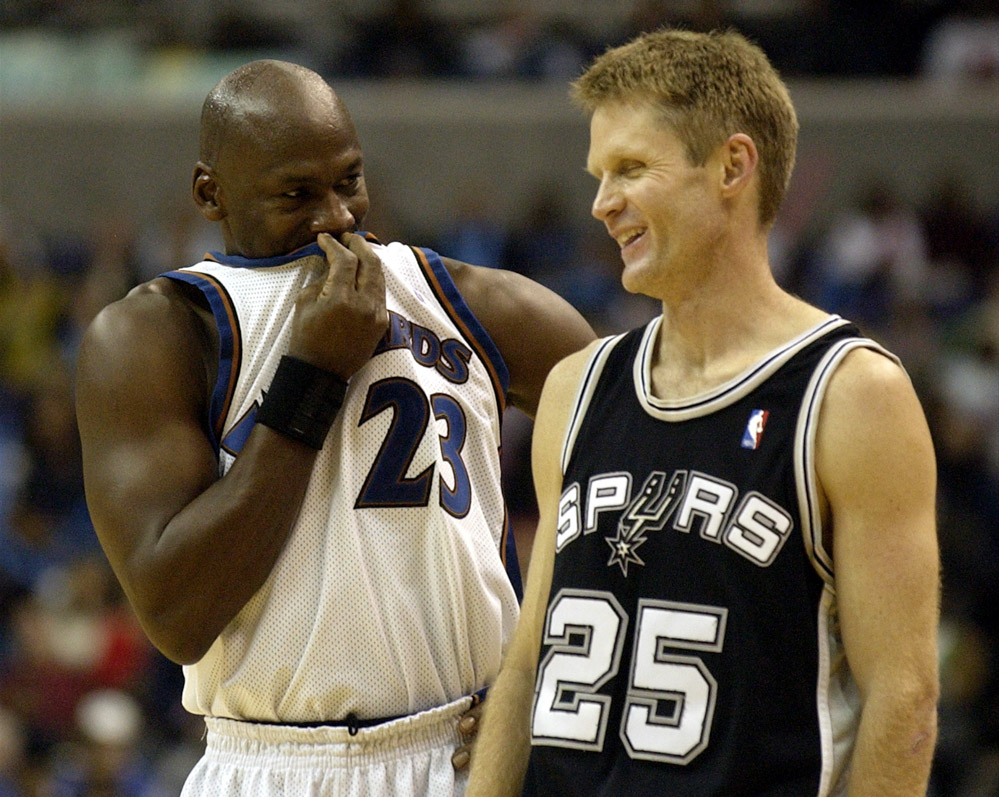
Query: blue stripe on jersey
205,241,324,269
204,232,382,270
503,510,523,601
161,270,239,452
410,245,518,593
220,405,257,459
411,246,510,402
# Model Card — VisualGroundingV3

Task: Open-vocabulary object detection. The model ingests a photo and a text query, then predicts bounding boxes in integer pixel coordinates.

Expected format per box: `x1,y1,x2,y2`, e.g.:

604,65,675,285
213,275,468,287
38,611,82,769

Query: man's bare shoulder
546,339,606,392
823,346,915,417
124,275,213,318
440,256,594,339
88,277,211,347
440,258,528,311
534,340,605,438
816,344,934,510
79,276,216,398
439,257,596,415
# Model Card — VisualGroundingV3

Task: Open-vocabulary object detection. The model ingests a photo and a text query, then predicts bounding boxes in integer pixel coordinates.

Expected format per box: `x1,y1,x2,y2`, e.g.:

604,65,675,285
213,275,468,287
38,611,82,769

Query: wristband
256,355,347,449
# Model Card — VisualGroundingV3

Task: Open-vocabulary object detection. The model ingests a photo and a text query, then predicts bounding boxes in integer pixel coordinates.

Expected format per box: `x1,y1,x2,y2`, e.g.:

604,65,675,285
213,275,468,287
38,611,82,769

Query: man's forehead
587,104,644,153
224,99,353,152
267,147,364,180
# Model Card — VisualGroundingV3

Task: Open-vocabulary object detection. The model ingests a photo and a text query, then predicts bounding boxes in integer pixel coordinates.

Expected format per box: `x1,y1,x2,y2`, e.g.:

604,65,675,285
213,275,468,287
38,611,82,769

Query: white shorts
180,697,472,797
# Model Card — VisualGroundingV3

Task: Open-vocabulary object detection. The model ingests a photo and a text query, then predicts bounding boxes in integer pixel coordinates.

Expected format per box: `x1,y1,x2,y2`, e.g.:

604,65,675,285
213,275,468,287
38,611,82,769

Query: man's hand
288,231,388,379
452,701,483,771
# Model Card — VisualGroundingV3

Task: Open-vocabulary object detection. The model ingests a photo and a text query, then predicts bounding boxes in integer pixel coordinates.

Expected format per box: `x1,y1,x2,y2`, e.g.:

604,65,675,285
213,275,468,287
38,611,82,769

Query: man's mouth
615,228,646,250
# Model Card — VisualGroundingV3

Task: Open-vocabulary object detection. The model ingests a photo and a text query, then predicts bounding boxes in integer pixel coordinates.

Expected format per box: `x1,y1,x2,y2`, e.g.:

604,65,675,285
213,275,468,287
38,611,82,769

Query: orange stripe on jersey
411,247,507,415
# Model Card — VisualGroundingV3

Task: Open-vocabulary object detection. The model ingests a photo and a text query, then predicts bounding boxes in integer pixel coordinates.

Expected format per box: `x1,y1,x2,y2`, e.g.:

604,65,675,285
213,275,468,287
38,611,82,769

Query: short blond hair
571,28,797,229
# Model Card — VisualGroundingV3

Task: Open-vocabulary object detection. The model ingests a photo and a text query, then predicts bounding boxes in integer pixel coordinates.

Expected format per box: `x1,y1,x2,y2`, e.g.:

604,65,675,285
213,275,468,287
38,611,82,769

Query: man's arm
817,349,940,795
76,233,387,665
467,343,600,797
443,259,596,418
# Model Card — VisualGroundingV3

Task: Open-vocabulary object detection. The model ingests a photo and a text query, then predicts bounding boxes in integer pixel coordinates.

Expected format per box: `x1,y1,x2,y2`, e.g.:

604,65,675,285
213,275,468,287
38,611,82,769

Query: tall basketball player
76,60,595,796
469,28,939,797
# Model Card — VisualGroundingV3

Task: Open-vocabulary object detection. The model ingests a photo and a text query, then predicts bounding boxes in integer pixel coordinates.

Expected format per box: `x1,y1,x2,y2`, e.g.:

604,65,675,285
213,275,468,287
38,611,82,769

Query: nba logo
741,409,769,450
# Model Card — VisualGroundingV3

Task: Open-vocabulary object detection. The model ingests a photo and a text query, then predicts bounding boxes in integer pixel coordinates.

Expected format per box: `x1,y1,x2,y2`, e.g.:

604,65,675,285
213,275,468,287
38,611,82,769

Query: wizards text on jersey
374,309,473,384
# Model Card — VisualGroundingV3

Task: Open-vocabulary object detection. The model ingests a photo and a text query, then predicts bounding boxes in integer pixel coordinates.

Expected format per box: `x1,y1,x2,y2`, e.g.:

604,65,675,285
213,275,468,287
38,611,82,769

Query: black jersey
524,315,894,797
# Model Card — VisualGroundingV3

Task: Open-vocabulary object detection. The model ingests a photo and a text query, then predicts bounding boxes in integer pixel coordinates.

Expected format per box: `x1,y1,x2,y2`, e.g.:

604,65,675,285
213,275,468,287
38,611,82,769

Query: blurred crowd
1,0,998,84
1,1,998,795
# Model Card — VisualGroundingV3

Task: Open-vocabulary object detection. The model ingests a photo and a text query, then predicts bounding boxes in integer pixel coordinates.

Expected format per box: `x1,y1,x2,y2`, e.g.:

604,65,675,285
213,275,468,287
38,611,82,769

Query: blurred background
1,1,997,794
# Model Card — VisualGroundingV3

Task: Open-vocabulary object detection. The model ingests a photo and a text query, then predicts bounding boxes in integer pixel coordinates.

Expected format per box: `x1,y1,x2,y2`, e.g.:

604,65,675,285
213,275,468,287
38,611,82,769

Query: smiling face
194,67,370,259
586,98,724,299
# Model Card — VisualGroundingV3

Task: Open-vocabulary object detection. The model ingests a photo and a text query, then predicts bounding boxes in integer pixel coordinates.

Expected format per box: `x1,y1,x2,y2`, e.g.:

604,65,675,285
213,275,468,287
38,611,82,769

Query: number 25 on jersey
532,589,728,765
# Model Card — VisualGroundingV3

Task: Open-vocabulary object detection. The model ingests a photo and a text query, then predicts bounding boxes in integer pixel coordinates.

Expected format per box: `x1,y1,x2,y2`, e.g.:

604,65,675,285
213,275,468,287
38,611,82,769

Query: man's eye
340,174,361,189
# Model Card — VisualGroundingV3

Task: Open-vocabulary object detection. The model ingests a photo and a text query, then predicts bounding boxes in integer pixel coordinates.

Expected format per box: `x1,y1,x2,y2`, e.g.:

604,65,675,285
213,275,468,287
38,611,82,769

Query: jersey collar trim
634,315,849,421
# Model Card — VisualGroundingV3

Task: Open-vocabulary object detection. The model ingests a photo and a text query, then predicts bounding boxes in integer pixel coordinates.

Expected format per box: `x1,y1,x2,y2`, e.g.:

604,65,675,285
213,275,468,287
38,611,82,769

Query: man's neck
648,276,827,401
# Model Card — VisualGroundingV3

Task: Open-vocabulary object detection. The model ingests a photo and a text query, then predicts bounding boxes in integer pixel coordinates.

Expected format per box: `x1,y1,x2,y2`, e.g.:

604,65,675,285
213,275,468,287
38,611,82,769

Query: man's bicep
76,296,218,590
506,287,595,418
444,259,596,418
818,350,939,692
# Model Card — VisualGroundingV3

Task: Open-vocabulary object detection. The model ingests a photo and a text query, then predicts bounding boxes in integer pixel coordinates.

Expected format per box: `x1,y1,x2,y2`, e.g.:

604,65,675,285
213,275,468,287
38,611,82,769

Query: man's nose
590,177,624,222
310,193,355,235
591,178,622,222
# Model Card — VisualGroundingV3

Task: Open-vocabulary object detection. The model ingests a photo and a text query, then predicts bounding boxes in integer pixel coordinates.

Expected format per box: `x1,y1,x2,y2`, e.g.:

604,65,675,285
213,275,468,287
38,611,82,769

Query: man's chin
620,258,652,295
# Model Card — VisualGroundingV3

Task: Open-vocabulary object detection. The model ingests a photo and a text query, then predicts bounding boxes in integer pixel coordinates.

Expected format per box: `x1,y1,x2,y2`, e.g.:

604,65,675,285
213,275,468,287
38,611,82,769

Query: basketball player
75,60,595,796
468,29,940,796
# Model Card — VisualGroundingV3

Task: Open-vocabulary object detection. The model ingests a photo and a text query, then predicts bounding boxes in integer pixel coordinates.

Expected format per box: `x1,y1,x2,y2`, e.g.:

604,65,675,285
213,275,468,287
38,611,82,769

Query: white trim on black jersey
560,333,629,476
794,337,901,587
633,315,852,421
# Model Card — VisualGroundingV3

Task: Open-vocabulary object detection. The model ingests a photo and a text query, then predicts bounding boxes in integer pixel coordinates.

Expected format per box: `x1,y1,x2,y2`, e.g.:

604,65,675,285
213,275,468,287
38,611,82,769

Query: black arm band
256,355,348,449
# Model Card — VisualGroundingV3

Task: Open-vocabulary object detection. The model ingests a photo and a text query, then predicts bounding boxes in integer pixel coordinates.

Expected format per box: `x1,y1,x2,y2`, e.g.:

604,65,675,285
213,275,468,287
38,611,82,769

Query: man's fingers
339,230,374,261
295,280,322,308
340,232,385,292
317,232,358,296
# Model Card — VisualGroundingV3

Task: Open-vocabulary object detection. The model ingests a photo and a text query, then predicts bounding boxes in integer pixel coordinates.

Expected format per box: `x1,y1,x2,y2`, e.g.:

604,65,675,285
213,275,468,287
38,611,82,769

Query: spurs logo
606,471,686,576
558,469,794,571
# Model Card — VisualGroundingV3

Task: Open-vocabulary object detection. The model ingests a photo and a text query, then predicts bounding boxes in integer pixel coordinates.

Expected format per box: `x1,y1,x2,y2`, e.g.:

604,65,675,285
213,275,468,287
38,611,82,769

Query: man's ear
192,162,225,221
719,133,758,198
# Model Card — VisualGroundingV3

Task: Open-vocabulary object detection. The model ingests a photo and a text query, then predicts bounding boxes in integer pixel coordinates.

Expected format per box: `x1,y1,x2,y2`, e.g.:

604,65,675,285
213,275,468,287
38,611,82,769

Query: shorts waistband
203,695,473,751
248,712,405,735
212,688,487,737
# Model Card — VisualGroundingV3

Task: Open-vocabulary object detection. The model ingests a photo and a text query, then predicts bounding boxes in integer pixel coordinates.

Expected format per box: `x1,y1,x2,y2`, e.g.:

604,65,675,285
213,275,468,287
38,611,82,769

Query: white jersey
163,237,520,723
